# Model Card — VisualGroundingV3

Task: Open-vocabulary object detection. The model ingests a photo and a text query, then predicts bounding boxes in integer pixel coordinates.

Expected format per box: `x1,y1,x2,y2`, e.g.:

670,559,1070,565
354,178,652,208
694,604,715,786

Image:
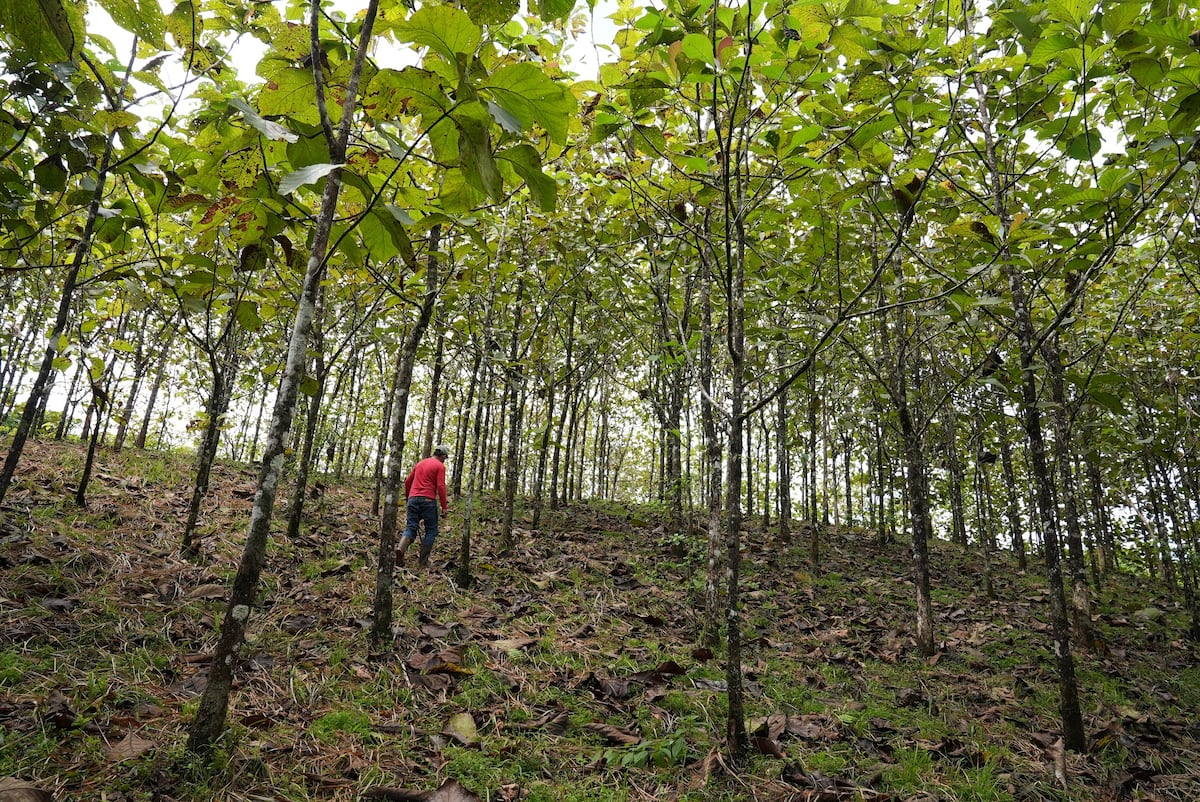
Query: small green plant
603,728,688,769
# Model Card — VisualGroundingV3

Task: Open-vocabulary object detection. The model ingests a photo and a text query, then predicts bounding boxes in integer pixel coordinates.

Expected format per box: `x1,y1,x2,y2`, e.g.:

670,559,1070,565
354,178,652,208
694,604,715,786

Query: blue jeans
402,497,439,548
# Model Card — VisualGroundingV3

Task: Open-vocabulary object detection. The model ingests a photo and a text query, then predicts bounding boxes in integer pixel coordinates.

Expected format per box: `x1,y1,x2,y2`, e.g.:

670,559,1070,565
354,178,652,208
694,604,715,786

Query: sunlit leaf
278,163,341,195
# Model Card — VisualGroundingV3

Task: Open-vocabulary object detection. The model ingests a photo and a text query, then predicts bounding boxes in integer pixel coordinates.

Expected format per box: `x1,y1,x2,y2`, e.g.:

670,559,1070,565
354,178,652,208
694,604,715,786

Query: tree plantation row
2,0,1199,760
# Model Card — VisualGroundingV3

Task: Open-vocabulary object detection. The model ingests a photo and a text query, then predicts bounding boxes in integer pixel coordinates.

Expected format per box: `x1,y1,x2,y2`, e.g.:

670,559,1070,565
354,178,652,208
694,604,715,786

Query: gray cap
433,443,451,456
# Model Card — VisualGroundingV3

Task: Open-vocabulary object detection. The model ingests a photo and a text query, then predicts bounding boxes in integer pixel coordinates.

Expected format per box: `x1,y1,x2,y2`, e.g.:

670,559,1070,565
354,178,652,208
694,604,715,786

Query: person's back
398,445,450,567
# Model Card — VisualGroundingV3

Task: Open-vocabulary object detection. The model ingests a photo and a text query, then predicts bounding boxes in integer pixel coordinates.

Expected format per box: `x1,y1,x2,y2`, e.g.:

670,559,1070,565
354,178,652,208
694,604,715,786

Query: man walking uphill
397,444,450,568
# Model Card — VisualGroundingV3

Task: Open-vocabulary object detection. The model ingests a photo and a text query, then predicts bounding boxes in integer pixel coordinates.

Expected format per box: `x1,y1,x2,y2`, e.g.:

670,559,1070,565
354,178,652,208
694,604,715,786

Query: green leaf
1030,33,1078,66
1101,2,1142,38
34,155,68,193
228,97,298,143
1128,58,1166,89
455,103,502,201
0,0,85,62
1098,167,1136,197
363,67,450,123
1088,389,1128,416
278,163,342,195
497,144,556,212
681,33,715,65
1143,19,1191,48
1047,0,1086,27
396,5,481,67
537,0,576,23
234,300,263,332
461,0,518,25
484,63,576,145
257,60,321,124
96,0,166,49
849,114,897,150
1170,90,1200,134
1065,130,1102,160
486,100,522,134
299,375,320,398
359,209,400,262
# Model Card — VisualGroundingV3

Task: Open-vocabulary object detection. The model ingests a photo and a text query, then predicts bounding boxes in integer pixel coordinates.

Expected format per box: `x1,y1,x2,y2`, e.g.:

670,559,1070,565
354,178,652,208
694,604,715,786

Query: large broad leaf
96,0,166,49
278,163,342,195
257,58,323,125
497,144,556,211
455,103,502,201
483,63,575,145
462,0,518,25
537,0,576,23
363,67,451,126
396,5,481,68
0,0,85,62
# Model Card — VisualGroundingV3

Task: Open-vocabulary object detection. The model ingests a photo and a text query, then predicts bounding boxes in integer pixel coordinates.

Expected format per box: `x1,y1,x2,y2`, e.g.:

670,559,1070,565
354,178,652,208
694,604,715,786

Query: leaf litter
0,441,1197,800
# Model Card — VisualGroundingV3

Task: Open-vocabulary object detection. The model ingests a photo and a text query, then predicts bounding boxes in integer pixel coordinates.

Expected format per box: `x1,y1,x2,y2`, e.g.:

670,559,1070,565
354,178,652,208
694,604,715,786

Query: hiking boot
396,534,414,566
417,543,432,569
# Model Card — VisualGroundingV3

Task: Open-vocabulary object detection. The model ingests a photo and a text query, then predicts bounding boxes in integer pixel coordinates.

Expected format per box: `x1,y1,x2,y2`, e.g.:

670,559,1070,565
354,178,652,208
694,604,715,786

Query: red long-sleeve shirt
404,456,447,512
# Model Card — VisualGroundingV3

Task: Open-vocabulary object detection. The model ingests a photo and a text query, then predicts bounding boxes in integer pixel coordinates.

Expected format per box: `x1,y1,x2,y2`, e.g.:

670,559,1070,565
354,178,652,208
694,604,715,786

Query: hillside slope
0,441,1197,801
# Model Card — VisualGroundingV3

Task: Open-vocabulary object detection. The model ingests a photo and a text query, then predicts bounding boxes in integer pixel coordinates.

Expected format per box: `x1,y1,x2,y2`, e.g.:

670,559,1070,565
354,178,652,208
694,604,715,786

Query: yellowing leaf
442,712,478,745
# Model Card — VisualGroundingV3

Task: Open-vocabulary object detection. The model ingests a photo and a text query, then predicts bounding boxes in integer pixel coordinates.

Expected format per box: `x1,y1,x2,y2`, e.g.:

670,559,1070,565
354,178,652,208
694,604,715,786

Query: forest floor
1,440,1198,802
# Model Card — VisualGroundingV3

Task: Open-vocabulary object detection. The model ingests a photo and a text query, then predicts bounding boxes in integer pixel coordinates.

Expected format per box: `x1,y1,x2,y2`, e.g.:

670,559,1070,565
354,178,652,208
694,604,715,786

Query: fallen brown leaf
0,777,54,802
106,731,155,761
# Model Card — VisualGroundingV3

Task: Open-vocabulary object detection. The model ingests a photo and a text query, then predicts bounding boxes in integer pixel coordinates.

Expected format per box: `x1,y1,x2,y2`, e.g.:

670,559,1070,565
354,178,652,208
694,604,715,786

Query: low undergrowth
0,440,1197,801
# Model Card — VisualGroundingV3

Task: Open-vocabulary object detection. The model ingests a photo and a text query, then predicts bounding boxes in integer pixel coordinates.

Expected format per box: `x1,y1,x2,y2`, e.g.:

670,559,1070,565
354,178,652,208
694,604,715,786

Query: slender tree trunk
421,326,446,457
698,229,724,651
997,410,1027,570
1156,461,1200,639
182,326,240,558
372,224,441,646
285,285,328,542
499,280,526,554
776,372,792,546
1046,337,1094,649
186,0,379,752
457,357,491,589
453,341,483,499
0,131,118,503
898,384,936,656
531,376,555,530
135,327,174,450
976,75,1085,752
372,353,397,516
945,408,967,546
113,319,149,452
56,360,84,441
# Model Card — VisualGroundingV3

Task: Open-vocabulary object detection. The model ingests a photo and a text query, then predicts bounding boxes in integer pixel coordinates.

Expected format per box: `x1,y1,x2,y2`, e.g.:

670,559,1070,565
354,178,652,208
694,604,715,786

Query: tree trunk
135,326,174,449
944,408,967,546
285,285,328,542
371,224,441,648
421,326,446,457
182,325,240,558
698,227,724,651
186,0,379,752
997,410,1027,570
56,360,84,441
1046,336,1094,650
0,130,118,503
976,75,1085,752
499,279,526,554
776,374,792,546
